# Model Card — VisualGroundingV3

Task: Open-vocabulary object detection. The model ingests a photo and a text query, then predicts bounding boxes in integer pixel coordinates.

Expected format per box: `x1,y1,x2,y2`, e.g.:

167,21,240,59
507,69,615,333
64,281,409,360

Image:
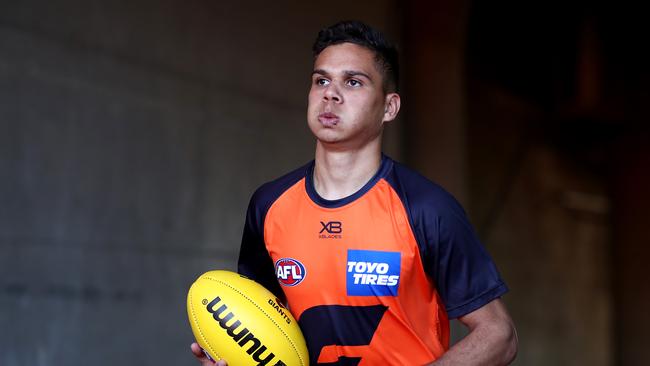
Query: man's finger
190,343,206,358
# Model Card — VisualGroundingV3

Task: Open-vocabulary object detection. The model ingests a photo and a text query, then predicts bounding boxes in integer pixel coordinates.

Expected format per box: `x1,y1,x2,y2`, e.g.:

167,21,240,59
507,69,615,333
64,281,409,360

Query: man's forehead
313,43,379,74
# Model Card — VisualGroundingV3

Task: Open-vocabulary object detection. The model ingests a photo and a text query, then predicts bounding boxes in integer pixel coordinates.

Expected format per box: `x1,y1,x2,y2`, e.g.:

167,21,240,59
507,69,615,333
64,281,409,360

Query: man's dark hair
312,20,399,93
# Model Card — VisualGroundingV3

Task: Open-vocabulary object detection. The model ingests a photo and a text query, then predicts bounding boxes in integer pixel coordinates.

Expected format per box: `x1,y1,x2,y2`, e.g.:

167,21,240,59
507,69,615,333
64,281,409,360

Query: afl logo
275,258,306,287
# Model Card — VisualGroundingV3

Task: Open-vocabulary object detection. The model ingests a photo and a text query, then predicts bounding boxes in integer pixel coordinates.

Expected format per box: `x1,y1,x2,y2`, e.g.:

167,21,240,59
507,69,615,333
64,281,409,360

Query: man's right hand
190,342,228,366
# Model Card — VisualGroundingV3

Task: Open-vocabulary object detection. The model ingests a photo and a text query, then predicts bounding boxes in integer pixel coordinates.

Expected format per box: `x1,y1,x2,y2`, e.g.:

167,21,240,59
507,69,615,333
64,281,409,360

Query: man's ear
382,93,401,123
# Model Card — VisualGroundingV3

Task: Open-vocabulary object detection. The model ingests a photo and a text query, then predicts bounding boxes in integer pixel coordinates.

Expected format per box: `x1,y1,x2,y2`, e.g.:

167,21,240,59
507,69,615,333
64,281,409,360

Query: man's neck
312,140,383,201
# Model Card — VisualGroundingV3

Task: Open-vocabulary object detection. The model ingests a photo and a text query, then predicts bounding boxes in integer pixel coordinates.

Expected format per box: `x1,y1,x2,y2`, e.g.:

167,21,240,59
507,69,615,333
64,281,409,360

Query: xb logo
320,221,342,234
319,221,343,239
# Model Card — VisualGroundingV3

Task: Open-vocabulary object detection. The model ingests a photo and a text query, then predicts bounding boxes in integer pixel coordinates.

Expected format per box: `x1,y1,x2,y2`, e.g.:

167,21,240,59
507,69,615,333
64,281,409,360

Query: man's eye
316,78,329,86
346,79,362,87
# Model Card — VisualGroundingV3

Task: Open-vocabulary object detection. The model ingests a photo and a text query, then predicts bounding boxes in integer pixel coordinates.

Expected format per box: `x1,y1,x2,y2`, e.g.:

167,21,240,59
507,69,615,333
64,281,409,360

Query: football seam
203,276,307,366
189,288,223,362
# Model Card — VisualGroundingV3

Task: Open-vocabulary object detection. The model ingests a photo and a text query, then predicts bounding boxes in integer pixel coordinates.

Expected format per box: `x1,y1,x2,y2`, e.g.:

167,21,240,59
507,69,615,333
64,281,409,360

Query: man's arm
430,299,518,366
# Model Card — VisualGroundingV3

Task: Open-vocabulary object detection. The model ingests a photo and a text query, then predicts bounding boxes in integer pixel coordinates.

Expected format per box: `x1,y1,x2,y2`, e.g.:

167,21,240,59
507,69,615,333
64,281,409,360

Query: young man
192,20,517,365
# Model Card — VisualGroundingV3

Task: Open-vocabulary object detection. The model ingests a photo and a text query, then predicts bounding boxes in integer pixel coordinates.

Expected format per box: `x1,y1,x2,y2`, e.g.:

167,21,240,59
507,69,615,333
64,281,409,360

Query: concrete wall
0,1,400,365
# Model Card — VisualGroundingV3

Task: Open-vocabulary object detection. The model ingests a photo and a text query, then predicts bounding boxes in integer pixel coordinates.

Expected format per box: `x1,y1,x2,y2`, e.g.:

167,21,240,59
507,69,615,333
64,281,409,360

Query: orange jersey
238,156,507,365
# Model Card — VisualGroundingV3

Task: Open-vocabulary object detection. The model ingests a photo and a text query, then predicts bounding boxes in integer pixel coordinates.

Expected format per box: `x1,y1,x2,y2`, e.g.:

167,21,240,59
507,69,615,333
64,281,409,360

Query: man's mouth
318,112,340,127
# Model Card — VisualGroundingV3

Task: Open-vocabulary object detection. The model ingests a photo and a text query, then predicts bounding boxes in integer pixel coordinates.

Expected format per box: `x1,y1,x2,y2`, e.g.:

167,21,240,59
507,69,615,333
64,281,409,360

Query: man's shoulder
385,158,463,215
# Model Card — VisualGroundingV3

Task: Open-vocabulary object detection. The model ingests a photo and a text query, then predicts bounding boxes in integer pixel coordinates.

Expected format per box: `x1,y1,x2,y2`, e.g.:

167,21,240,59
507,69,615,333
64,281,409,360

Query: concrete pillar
402,0,469,202
401,0,473,346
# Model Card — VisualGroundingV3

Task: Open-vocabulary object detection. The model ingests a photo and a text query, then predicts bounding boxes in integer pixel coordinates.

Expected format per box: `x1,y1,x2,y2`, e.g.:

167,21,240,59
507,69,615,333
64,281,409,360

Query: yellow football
187,270,309,366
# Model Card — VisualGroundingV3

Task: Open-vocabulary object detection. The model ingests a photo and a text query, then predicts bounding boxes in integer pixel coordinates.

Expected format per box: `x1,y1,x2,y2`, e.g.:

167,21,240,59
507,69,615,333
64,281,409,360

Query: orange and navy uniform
238,155,507,365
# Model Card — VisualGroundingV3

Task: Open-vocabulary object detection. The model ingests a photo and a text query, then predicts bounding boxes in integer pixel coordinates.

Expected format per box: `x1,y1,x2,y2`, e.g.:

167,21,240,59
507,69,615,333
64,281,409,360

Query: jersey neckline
304,154,393,209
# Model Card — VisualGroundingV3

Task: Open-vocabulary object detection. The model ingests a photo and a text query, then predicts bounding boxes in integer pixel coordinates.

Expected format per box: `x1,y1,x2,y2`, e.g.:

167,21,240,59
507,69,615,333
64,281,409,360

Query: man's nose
323,84,342,103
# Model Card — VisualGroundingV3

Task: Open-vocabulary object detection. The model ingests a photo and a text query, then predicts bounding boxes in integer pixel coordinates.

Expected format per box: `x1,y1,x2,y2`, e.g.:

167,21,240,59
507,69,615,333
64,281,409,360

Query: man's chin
315,133,347,146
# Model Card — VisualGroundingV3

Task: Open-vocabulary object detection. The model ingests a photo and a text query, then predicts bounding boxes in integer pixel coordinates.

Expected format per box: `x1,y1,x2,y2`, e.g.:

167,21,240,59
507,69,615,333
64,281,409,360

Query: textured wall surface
0,1,399,365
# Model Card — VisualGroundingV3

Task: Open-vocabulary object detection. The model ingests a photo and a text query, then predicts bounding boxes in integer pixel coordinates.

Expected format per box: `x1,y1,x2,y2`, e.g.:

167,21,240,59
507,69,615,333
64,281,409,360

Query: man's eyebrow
343,70,372,81
312,69,329,77
311,69,374,82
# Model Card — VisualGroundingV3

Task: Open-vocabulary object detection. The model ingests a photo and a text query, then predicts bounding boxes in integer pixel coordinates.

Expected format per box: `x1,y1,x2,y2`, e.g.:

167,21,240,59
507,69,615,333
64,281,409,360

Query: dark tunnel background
1,0,648,365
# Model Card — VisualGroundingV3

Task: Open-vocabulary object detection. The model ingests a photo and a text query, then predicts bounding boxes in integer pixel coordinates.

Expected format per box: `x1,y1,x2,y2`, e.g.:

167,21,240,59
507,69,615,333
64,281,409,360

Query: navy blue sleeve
428,198,508,318
238,191,284,300
237,162,311,301
386,161,508,319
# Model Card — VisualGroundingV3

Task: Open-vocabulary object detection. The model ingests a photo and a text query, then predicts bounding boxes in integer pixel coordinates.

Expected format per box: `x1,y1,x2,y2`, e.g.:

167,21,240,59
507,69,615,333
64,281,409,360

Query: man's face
307,43,393,149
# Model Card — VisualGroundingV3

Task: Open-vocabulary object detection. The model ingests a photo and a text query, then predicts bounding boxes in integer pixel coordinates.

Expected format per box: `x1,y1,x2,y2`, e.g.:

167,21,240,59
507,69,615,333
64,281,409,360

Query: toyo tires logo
275,258,306,287
346,249,401,296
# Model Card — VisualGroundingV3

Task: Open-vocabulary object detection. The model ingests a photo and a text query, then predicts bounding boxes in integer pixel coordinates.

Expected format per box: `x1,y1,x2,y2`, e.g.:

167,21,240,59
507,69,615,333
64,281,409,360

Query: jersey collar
305,154,393,209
